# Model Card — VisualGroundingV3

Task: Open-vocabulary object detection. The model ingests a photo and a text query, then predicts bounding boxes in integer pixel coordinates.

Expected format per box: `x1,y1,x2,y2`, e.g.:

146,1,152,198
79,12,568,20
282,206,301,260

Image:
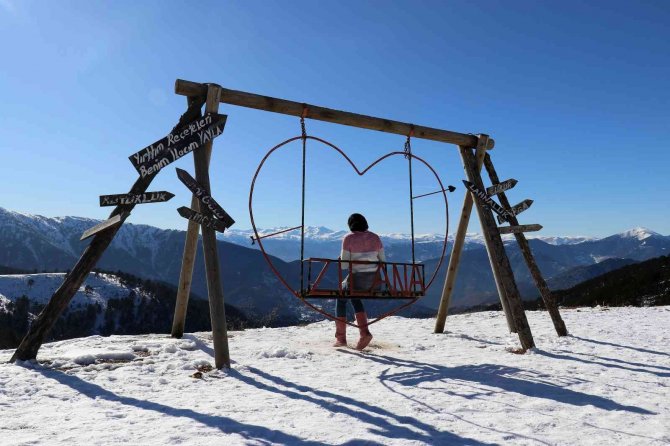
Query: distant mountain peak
618,227,660,241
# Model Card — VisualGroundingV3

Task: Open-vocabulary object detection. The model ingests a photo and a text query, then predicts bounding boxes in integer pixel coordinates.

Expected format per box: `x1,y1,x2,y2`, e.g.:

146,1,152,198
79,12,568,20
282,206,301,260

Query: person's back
341,230,385,273
332,213,379,350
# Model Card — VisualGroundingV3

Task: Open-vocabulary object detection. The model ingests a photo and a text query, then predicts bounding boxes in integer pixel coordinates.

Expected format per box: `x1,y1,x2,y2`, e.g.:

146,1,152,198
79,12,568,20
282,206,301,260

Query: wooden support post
9,100,205,362
191,84,230,369
484,154,568,336
171,96,214,339
460,147,535,350
434,136,515,333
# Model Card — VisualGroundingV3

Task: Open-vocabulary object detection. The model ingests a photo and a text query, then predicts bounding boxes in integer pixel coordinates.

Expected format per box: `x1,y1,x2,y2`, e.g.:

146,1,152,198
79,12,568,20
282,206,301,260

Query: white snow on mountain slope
1,306,668,445
617,227,661,241
0,294,10,312
220,226,600,246
0,273,148,309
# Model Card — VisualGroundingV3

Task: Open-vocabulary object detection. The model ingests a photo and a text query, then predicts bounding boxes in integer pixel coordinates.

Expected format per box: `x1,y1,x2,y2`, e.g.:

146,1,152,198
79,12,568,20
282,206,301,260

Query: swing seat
300,258,425,299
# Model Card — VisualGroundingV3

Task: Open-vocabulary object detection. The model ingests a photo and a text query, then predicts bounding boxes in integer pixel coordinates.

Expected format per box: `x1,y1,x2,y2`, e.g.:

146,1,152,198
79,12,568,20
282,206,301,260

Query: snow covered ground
1,306,668,445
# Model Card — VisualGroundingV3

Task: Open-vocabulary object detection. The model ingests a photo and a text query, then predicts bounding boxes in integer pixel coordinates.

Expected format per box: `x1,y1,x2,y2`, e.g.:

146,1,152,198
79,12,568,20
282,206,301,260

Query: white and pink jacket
340,231,386,272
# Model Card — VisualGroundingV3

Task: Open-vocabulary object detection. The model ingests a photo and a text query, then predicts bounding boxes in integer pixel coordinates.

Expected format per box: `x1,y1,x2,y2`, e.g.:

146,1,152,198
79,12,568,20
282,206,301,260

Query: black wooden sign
463,180,512,223
176,168,235,228
177,207,228,233
80,213,128,241
486,178,518,196
498,224,542,235
496,199,533,224
99,191,174,207
129,113,227,179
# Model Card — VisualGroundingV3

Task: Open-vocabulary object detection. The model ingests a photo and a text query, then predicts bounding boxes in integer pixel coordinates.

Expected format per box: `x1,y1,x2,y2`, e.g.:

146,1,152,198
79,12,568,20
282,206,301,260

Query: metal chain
404,134,411,159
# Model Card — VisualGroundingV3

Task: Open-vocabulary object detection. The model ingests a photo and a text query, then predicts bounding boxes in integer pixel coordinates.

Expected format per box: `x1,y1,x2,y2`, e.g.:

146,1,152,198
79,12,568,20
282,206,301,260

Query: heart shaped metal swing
248,114,450,327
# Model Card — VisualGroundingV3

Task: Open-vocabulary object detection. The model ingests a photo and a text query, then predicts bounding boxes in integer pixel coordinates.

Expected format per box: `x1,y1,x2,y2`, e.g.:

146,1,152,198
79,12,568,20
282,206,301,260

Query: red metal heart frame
248,135,449,327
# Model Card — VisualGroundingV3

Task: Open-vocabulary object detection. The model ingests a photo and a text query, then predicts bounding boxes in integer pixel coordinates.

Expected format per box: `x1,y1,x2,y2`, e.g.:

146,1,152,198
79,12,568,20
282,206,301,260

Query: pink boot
355,312,373,350
333,317,347,347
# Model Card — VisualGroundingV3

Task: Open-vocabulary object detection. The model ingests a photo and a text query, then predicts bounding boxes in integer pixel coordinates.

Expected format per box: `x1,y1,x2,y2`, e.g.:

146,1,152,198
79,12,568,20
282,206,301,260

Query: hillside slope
555,255,670,307
0,271,250,349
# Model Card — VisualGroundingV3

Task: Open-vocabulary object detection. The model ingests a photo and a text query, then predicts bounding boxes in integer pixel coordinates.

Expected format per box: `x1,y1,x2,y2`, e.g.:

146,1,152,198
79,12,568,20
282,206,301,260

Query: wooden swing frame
10,79,569,368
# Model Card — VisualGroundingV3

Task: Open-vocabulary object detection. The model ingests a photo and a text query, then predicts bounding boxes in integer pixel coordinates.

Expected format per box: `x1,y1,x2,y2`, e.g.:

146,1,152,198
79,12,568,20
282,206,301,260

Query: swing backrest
301,257,425,299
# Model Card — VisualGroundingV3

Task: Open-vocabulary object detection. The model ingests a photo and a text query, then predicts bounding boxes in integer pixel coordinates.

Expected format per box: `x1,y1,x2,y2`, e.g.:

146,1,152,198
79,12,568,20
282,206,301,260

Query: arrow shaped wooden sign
80,212,128,241
176,168,235,229
129,113,227,179
177,207,228,233
486,178,518,196
99,191,174,207
462,180,513,223
496,199,534,224
498,224,542,235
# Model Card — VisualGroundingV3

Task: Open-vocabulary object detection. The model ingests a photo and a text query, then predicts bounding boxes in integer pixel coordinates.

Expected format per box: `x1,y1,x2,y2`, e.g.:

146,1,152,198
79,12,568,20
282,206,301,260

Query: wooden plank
177,207,229,233
461,147,535,350
498,224,542,234
174,79,495,150
176,168,235,228
496,199,533,224
80,214,126,240
190,85,231,369
10,97,207,363
128,113,227,178
484,153,568,337
486,178,517,195
99,191,174,207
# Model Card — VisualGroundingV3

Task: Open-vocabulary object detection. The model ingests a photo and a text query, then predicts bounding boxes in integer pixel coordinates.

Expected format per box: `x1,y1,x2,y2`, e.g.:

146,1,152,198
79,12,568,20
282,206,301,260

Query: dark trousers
336,298,365,318
337,271,378,317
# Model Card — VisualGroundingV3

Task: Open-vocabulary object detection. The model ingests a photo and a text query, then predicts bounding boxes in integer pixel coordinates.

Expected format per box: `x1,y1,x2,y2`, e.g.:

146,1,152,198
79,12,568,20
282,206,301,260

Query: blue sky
1,0,668,237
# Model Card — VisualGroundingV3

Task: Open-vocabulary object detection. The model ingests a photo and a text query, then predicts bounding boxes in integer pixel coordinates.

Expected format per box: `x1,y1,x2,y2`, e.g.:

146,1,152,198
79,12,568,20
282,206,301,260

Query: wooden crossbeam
174,79,494,149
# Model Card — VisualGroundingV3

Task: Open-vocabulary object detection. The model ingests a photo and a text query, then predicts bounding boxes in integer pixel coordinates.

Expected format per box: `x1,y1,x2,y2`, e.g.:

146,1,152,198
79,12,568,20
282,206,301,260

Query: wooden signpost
496,199,533,224
462,180,512,223
129,113,227,178
486,178,517,195
10,96,207,363
100,192,174,207
498,224,543,234
176,168,235,228
177,206,230,233
80,213,128,241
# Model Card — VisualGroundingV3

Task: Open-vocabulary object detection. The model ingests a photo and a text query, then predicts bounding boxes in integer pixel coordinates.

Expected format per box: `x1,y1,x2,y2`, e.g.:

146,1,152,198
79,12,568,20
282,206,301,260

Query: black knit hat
348,213,369,232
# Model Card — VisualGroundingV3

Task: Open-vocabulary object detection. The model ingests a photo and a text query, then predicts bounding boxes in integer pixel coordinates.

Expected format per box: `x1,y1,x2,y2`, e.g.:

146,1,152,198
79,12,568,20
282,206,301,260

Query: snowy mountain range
220,226,597,261
1,206,669,316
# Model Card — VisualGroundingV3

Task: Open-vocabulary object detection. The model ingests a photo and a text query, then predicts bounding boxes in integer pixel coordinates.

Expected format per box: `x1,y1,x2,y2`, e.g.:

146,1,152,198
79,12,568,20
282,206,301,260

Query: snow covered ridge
617,226,661,241
1,207,663,247
1,306,668,445
0,272,149,309
219,225,603,245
